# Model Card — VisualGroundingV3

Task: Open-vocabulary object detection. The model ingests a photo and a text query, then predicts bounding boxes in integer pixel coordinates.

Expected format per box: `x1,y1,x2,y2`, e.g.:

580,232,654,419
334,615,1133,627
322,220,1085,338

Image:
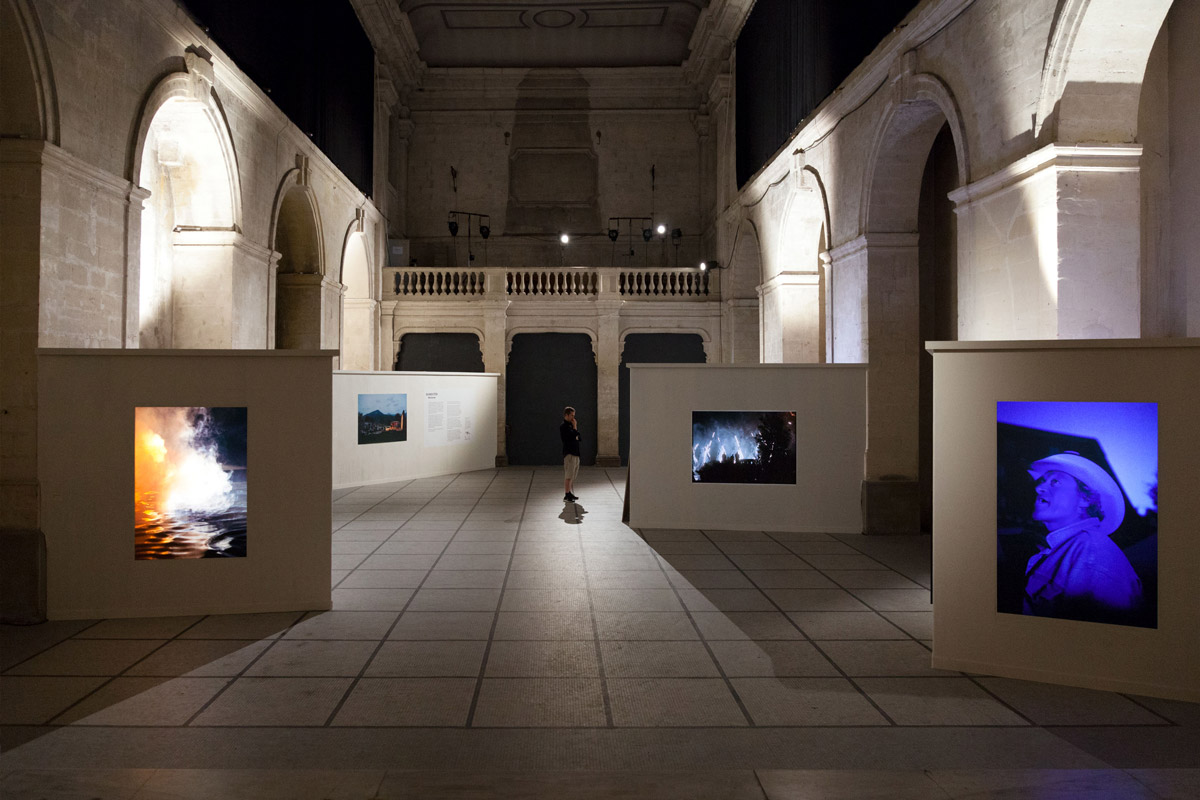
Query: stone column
481,301,509,466
950,143,1142,340
759,270,822,363
594,302,622,467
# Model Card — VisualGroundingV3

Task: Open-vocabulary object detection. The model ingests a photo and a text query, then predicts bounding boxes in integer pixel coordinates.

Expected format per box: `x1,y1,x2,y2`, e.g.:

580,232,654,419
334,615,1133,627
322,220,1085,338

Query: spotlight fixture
446,210,490,265
479,225,490,239
656,224,666,236
447,219,459,237
671,228,682,243
607,228,619,242
700,260,722,272
560,233,570,244
641,226,653,243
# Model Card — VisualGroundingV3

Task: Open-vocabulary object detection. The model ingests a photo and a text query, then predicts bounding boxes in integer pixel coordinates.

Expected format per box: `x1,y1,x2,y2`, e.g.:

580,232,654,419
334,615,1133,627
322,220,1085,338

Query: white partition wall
929,340,1200,702
332,371,499,488
628,364,867,532
38,349,336,620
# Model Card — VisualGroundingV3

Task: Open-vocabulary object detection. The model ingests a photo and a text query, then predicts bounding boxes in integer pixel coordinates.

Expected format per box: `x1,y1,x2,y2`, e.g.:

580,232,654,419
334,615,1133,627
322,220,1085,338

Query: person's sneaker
565,492,578,501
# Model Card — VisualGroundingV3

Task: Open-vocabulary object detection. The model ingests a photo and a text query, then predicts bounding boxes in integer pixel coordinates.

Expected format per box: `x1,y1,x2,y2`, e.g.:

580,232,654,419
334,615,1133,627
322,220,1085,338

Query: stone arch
270,170,330,350
132,52,245,348
764,167,831,363
857,69,967,532
725,218,762,363
340,229,376,370
0,0,59,142
1037,0,1175,142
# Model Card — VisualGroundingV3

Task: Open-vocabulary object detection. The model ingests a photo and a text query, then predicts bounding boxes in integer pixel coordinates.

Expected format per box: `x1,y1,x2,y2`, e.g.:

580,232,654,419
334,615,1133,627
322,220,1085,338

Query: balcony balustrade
386,266,715,301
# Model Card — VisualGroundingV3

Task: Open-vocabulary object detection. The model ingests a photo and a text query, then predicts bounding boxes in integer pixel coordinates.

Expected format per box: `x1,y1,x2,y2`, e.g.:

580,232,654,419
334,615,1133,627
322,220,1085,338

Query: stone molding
828,232,919,263
2,139,132,199
947,143,1144,210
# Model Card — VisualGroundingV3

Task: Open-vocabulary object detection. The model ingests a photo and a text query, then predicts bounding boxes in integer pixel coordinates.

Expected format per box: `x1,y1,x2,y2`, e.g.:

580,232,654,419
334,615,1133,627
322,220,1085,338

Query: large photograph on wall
135,407,248,560
692,411,797,484
996,401,1157,628
358,393,407,444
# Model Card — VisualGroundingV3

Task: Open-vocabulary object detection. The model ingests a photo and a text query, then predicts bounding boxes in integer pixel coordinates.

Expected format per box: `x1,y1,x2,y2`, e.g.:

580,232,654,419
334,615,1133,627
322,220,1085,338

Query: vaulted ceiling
395,0,708,68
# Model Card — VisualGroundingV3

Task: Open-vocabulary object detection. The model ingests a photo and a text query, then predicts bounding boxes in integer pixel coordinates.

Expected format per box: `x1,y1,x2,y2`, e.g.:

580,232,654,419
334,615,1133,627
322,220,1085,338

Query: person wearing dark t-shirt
560,406,580,502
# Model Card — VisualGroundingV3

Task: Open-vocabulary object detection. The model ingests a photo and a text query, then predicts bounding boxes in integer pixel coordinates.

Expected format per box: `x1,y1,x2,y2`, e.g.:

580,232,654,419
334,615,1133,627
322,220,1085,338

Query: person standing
560,406,580,502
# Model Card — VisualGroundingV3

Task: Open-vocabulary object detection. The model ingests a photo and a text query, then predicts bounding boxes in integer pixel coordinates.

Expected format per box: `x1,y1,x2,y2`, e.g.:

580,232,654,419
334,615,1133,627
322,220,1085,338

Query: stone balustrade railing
387,266,715,301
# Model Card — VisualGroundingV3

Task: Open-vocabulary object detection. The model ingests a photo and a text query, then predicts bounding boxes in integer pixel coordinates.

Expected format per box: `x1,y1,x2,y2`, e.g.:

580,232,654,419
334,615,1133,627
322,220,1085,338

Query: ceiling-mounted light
560,233,570,244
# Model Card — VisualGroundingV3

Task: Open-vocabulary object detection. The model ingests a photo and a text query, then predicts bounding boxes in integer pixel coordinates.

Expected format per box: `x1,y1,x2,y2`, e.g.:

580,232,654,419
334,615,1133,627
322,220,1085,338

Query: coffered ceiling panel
397,1,708,67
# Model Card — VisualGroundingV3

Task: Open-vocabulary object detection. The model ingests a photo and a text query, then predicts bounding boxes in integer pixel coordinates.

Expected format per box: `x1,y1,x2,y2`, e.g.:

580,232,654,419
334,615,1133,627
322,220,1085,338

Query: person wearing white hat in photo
1024,451,1143,624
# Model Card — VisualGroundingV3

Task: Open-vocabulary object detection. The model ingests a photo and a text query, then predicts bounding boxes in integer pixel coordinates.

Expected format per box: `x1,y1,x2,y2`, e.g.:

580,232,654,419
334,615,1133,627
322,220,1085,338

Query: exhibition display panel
38,349,336,620
628,364,866,533
929,339,1199,702
332,370,499,488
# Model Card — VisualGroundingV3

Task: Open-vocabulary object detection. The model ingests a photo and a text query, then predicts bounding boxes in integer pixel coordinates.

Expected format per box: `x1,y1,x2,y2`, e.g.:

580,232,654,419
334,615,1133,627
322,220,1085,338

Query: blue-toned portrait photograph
996,401,1157,629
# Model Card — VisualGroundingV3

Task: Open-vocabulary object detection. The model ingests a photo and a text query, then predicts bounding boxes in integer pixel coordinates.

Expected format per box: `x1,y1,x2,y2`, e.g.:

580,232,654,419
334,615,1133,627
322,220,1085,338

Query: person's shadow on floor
559,502,586,524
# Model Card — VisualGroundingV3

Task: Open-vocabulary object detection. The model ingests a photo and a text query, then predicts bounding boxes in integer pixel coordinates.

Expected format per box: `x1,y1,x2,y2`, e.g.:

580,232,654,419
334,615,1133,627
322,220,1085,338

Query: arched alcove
860,74,966,532
340,230,376,370
765,173,829,363
134,64,242,349
726,221,763,363
272,184,326,349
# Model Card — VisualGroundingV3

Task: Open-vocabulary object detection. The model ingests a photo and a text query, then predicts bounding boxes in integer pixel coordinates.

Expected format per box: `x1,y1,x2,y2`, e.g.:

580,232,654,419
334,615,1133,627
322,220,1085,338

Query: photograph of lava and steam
134,406,248,559
692,410,797,484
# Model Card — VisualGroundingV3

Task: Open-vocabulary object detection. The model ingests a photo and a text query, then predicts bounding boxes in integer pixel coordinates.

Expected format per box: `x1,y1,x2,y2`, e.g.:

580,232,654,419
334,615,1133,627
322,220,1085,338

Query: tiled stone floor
2,467,1198,798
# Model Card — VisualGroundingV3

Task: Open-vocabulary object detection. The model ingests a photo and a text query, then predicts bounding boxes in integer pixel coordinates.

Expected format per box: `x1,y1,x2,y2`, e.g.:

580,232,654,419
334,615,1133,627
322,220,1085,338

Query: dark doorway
917,123,959,533
395,333,484,372
506,333,597,465
619,333,707,466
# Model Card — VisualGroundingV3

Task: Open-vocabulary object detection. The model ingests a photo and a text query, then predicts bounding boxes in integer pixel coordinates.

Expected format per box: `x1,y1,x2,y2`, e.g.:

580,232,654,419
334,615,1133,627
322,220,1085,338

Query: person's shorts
563,454,580,481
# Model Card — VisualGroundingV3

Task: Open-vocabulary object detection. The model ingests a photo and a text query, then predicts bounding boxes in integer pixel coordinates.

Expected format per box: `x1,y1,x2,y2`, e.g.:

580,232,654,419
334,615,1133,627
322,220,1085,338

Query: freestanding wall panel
628,364,866,533
38,349,336,620
929,339,1200,702
332,370,499,488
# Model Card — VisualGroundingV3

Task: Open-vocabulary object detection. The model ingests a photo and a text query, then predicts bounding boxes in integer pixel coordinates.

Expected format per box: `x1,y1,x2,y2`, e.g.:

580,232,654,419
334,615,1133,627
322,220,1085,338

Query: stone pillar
275,272,327,349
481,302,509,466
594,303,622,467
865,233,921,534
0,144,45,618
342,297,376,371
827,237,869,364
709,74,735,225
759,270,823,363
374,76,399,224
950,143,1142,340
391,117,414,239
123,185,152,347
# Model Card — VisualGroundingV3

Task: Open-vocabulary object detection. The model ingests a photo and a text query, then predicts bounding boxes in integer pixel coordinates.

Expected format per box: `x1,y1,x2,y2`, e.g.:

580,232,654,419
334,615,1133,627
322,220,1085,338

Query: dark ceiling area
736,0,921,187
397,0,707,68
179,0,375,194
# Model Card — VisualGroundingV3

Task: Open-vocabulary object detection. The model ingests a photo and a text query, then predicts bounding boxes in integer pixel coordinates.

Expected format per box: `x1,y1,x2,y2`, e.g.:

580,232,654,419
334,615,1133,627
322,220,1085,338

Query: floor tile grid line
175,617,316,728
1116,693,1182,726
692,528,900,727
643,529,760,728
184,481,422,728
750,529,1072,731
326,469,508,728
577,469,618,728
463,470,535,728
0,619,106,676
823,532,932,591
40,615,216,726
753,527,931,643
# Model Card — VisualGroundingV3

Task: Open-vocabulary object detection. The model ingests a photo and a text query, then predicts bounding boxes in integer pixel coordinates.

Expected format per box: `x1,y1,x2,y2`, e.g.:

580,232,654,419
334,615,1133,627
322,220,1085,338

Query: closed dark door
506,333,597,465
619,333,707,465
